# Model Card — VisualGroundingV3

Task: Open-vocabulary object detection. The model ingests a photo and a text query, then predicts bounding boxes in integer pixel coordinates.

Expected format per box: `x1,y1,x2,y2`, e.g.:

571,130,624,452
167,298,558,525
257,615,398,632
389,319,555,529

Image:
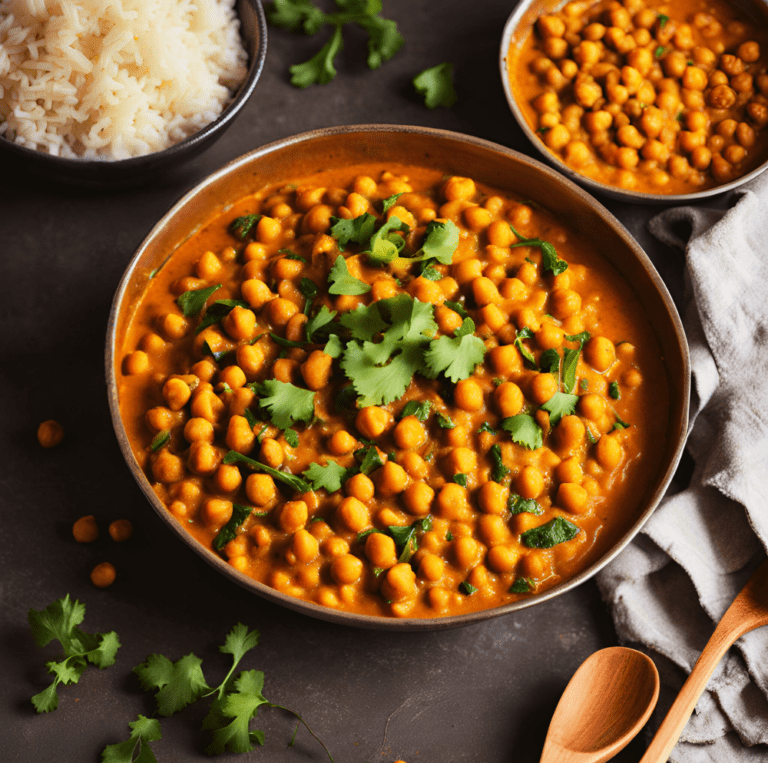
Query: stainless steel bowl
499,0,768,203
106,124,690,630
0,0,267,189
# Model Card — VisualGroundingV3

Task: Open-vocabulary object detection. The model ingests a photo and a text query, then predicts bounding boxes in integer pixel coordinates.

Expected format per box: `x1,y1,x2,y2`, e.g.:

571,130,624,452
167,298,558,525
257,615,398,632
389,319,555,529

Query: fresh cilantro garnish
354,444,385,475
357,527,384,543
459,581,477,596
509,578,535,594
176,284,222,317
420,266,442,281
329,213,376,251
365,215,410,264
28,595,120,713
253,380,316,429
609,381,620,400
413,62,458,109
443,299,469,319
299,277,318,314
302,460,349,493
381,193,403,212
424,316,486,383
508,494,543,515
586,426,599,444
284,428,299,448
446,531,454,541
580,378,589,391
387,517,433,563
268,0,404,87
501,414,543,450
213,505,254,553
562,332,589,393
540,348,560,376
655,45,666,58
414,219,460,265
328,255,371,295
196,299,250,334
509,224,567,276
514,326,537,369
436,412,456,429
134,653,209,716
220,383,233,394
339,302,388,340
341,295,437,406
540,392,579,426
477,422,497,436
323,334,344,358
203,340,230,363
521,517,580,548
400,400,432,421
102,715,161,763
269,333,307,349
612,412,630,431
658,12,669,27
150,430,170,452
306,305,338,343
229,215,262,241
222,451,313,493
453,473,468,487
488,443,510,482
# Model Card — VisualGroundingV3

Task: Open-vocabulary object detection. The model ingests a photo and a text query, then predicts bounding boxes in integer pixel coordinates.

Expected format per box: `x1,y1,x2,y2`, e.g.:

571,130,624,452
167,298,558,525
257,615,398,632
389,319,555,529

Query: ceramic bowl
106,124,690,630
0,0,267,189
499,0,768,203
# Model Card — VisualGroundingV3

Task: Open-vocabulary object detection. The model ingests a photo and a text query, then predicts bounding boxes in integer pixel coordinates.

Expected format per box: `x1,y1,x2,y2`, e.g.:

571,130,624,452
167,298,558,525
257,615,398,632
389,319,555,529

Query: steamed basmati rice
0,0,248,159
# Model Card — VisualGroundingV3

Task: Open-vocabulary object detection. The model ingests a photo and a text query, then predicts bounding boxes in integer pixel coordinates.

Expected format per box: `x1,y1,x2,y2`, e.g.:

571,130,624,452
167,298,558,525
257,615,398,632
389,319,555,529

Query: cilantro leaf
561,331,590,393
101,715,162,763
613,412,630,431
196,299,249,335
416,220,460,265
150,430,170,452
134,653,210,717
381,193,403,213
306,305,338,343
501,414,543,450
339,302,388,340
488,443,510,482
514,327,537,369
267,0,325,33
424,328,486,383
328,255,371,295
658,12,669,27
203,670,268,755
283,428,299,448
222,451,313,493
477,422,497,436
289,24,344,87
459,581,477,596
609,381,620,400
329,213,376,251
436,412,455,429
355,444,385,475
521,517,580,548
322,333,343,359
213,504,254,553
509,577,535,594
509,225,567,276
443,299,469,319
540,392,578,426
421,266,442,281
213,623,261,699
508,493,543,515
366,215,410,264
176,284,221,317
413,62,457,108
229,215,262,241
302,460,349,493
400,400,431,421
254,380,316,429
357,13,404,69
387,517,432,564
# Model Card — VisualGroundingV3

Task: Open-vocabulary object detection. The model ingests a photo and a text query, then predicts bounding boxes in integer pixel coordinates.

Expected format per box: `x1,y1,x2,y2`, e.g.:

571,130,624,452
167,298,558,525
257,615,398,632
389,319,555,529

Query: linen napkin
595,170,768,762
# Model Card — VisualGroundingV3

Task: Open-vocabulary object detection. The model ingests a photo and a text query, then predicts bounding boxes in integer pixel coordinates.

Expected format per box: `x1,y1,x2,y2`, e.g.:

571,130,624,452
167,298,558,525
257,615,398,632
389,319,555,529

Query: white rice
0,0,248,159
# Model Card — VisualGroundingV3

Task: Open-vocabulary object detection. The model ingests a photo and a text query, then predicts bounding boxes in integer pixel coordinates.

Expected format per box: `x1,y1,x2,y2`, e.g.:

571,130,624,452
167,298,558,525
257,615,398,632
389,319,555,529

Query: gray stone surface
1,1,702,760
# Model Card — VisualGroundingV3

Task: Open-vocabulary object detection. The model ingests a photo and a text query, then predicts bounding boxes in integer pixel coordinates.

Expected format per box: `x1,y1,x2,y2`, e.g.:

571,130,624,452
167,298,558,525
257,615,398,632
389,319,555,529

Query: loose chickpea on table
117,165,670,618
510,0,768,193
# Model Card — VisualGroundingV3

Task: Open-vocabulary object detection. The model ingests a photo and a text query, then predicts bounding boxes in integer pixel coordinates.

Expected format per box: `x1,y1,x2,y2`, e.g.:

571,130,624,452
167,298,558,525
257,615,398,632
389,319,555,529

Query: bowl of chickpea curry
107,125,689,629
502,0,768,200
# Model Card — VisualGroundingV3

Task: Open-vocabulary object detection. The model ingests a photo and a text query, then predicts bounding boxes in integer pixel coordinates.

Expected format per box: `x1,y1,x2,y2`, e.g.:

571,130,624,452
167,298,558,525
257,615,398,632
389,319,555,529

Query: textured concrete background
1,1,692,760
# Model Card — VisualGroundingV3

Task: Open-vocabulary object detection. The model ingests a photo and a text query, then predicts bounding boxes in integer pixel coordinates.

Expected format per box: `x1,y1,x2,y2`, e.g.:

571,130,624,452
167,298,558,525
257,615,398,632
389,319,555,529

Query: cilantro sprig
268,0,404,88
176,284,222,317
28,595,121,713
413,62,458,109
509,225,567,276
423,316,486,383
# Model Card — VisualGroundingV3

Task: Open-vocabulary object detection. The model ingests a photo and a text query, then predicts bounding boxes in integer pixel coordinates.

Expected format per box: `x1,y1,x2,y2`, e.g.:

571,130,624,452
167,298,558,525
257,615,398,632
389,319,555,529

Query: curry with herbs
509,0,768,194
117,165,670,618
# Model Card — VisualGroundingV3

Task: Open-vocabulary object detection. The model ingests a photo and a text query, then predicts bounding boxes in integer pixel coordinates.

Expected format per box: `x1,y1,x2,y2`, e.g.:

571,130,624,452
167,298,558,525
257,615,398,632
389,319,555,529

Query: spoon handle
638,604,757,763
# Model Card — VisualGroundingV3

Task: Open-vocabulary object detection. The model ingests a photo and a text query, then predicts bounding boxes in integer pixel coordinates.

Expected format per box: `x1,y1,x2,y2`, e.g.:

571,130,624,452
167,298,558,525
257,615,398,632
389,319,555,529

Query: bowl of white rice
0,0,266,187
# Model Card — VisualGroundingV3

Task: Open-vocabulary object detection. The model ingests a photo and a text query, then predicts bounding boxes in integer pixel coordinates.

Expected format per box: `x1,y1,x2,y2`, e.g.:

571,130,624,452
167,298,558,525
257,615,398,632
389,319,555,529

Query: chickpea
578,393,607,420
736,122,756,148
477,481,508,515
555,415,586,451
595,433,624,470
584,336,616,371
246,474,277,506
300,350,333,391
356,406,392,440
492,382,522,418
401,452,428,480
436,483,471,521
443,176,476,202
556,455,583,484
381,563,417,601
574,78,604,108
73,515,99,543
268,298,299,328
403,482,435,516
708,85,737,110
453,536,482,570
366,532,398,569
530,372,558,405
90,562,117,588
515,466,545,499
463,205,493,232
544,124,571,150
557,482,589,513
203,498,233,528
394,416,426,450
550,288,582,319
346,472,375,502
731,73,754,94
538,14,566,37
108,519,134,542
37,419,64,448
215,463,243,493
564,141,592,167
724,144,747,166
738,41,761,64
277,500,308,533
226,415,255,454
487,545,520,574
259,437,284,468
124,350,150,375
331,554,363,585
418,553,445,582
374,461,409,497
241,279,274,310
452,377,484,412
682,66,708,91
669,155,691,178
747,102,768,128
435,305,464,335
329,430,357,456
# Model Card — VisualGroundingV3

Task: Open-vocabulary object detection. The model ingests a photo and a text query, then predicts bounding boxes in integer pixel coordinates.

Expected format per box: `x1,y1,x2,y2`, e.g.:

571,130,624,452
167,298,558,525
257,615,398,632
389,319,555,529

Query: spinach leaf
521,517,580,548
213,504,253,552
508,493,543,515
196,299,249,334
222,451,312,493
176,284,222,317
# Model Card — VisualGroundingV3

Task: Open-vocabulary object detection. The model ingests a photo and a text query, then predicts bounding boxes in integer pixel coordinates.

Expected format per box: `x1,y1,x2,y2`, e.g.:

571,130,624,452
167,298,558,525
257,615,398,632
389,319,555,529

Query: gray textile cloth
595,170,768,762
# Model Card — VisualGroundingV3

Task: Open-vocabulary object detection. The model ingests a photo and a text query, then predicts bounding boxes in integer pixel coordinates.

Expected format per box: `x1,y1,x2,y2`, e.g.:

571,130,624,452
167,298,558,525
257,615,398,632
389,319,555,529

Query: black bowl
0,0,267,189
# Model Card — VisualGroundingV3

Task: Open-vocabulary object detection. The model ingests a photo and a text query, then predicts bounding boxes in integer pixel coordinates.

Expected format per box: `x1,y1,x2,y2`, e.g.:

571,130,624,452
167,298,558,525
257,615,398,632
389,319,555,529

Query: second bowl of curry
107,125,689,630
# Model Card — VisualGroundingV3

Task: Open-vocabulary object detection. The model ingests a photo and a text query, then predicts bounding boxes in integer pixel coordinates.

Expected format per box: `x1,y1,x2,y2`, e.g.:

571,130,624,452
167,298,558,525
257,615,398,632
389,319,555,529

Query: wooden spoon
540,646,660,763
639,558,768,763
